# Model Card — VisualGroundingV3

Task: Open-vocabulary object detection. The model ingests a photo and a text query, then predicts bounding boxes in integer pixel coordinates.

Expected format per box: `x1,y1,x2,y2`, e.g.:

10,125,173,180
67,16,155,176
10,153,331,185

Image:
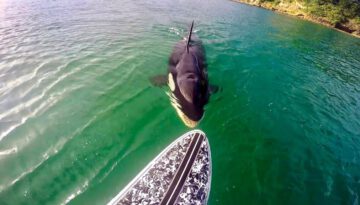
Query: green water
1,0,360,204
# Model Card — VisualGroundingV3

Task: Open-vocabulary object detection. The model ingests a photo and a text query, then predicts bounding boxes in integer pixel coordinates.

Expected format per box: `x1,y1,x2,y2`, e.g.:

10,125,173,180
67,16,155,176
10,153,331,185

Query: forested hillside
236,0,360,36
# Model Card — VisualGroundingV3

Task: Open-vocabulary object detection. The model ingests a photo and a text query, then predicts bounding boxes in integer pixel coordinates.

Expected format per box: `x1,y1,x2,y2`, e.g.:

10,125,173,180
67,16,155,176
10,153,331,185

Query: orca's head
168,54,209,128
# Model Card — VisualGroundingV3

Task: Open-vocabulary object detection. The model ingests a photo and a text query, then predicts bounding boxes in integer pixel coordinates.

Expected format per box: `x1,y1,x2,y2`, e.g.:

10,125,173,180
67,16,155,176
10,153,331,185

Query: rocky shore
233,0,360,38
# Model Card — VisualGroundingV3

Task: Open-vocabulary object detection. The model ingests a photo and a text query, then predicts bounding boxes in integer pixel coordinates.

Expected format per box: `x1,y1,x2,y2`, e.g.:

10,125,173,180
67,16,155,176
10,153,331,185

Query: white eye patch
168,73,176,91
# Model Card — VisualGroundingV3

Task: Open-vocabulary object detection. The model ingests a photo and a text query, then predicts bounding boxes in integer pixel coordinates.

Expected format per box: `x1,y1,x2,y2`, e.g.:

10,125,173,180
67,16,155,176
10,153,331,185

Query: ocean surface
1,0,360,204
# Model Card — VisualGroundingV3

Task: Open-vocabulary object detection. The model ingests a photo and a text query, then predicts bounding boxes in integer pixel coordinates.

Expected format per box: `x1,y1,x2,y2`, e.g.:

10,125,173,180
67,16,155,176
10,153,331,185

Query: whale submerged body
167,21,210,128
150,21,217,128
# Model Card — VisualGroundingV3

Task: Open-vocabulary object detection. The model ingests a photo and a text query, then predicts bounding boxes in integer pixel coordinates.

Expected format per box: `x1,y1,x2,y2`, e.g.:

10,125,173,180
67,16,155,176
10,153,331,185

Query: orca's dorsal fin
186,21,194,53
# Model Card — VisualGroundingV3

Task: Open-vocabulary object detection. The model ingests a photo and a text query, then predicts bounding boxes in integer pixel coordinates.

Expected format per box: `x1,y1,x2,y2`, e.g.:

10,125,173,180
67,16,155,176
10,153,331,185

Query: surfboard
108,129,212,205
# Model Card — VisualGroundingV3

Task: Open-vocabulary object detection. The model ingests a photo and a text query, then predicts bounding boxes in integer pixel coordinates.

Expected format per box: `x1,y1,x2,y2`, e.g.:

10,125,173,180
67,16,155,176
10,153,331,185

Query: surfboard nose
108,130,211,205
160,131,210,205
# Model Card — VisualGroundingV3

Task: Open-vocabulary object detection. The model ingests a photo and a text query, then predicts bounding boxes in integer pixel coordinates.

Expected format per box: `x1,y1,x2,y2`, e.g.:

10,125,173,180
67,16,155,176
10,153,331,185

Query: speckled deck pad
174,138,211,205
111,131,211,205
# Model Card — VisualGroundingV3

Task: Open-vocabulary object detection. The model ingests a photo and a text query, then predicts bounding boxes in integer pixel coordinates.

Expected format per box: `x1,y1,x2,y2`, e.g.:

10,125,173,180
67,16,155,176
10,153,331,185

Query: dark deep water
0,0,360,204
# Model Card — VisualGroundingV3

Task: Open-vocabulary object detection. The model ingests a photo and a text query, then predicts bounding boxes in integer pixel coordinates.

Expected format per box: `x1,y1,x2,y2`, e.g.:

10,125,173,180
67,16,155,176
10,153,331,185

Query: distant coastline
233,0,360,38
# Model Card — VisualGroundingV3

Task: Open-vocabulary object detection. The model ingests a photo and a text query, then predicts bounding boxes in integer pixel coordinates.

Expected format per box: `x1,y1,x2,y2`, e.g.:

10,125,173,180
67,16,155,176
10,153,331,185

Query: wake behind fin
186,20,194,53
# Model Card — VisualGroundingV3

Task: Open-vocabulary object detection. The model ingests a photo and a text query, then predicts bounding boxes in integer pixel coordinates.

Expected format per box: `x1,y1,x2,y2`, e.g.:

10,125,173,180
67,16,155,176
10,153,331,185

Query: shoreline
232,0,360,39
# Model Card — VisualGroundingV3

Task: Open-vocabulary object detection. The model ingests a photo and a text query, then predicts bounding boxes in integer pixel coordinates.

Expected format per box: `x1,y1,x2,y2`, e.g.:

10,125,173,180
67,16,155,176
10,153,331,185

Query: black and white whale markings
151,21,218,128
107,130,212,205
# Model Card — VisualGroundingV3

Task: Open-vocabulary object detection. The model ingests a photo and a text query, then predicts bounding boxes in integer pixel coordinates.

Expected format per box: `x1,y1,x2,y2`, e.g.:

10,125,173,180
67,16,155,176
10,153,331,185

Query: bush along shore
234,0,360,38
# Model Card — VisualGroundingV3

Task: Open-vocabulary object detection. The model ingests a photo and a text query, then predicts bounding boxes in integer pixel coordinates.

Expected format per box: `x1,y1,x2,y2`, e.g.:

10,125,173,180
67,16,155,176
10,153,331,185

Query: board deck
108,129,212,205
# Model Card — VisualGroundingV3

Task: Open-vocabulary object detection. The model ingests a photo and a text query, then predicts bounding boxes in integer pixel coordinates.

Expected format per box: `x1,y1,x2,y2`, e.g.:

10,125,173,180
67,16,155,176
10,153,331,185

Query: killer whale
151,21,218,128
167,21,209,128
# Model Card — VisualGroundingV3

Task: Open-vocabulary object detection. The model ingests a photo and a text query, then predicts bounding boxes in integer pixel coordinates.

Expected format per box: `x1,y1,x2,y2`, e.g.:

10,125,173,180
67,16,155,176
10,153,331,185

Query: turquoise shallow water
1,0,360,204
